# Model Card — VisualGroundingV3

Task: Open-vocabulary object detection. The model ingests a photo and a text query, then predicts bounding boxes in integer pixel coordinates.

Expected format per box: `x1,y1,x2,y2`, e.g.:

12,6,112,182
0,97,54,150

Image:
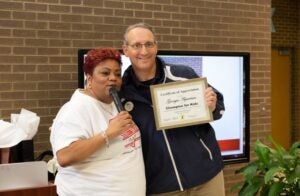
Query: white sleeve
50,104,90,154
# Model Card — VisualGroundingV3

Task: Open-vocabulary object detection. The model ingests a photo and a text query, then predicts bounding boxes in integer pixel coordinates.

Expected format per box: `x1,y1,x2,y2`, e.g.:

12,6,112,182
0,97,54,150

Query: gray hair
123,22,157,45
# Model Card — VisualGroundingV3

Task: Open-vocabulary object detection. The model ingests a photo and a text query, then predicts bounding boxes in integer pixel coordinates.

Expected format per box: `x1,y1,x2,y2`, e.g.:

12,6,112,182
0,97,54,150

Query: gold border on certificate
150,77,213,130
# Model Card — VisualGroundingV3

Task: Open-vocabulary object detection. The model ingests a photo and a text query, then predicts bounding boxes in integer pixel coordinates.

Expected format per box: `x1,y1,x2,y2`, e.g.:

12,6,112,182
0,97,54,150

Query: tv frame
78,49,250,164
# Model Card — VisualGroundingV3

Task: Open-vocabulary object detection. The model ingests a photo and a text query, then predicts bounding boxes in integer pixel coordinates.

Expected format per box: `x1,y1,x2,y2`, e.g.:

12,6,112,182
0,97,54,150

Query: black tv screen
78,49,250,164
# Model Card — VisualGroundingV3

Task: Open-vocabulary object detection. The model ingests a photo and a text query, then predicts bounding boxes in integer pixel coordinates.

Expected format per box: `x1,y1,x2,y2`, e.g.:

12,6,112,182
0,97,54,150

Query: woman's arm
56,111,133,167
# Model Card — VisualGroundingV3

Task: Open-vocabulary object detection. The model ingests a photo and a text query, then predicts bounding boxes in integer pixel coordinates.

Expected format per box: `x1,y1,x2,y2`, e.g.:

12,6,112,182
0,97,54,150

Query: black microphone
109,87,124,112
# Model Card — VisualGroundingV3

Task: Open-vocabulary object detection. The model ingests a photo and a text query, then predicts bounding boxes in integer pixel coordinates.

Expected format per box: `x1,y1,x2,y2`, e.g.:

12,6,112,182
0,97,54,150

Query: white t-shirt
50,89,145,196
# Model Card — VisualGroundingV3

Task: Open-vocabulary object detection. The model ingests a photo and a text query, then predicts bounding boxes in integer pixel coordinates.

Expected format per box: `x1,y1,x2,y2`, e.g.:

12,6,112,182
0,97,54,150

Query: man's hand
205,87,217,111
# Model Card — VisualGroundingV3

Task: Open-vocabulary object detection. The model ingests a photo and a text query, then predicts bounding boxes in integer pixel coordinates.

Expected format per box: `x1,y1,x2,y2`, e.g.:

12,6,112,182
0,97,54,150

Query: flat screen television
78,49,250,164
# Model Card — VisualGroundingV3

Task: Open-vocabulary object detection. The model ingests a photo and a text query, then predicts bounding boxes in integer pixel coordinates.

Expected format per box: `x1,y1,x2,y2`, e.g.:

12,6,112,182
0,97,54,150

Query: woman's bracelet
101,131,109,148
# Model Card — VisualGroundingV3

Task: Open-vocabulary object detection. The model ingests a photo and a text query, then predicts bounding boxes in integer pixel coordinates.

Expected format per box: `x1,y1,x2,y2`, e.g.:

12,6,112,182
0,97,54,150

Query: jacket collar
121,57,166,103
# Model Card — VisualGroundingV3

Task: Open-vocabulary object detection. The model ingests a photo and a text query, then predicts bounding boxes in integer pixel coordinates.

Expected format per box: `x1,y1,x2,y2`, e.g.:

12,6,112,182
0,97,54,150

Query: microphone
109,86,124,112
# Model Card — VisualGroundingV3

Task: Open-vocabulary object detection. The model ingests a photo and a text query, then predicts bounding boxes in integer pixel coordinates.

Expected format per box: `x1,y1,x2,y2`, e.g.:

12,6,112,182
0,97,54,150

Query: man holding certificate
121,23,225,196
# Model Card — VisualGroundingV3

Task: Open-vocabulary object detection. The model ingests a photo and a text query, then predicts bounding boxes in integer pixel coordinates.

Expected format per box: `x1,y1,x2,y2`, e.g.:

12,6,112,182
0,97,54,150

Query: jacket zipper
159,69,184,191
199,139,213,160
162,130,184,191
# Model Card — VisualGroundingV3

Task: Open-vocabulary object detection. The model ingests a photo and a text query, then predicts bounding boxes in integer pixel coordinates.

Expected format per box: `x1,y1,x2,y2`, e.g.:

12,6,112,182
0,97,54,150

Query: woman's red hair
83,48,122,76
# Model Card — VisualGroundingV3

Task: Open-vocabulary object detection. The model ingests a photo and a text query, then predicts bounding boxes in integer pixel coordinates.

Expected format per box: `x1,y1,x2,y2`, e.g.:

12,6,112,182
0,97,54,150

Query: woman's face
87,59,122,103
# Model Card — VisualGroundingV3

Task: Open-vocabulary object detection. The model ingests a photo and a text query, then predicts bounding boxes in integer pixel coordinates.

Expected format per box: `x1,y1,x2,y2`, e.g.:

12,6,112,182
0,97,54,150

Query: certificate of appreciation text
150,77,213,130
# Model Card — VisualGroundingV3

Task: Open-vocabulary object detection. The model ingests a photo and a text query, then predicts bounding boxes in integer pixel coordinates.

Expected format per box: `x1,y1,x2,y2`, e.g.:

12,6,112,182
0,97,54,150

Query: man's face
123,27,158,74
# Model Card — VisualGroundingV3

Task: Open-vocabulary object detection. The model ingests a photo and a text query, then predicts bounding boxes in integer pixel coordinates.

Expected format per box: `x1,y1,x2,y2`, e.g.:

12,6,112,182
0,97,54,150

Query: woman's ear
86,75,92,89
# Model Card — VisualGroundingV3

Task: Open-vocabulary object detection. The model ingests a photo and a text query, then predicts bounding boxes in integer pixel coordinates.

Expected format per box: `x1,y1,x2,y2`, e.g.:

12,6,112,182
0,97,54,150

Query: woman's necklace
98,102,115,116
83,89,115,116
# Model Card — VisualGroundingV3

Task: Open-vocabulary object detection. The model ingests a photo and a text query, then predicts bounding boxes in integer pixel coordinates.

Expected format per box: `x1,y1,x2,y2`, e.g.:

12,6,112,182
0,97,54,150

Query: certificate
150,77,212,130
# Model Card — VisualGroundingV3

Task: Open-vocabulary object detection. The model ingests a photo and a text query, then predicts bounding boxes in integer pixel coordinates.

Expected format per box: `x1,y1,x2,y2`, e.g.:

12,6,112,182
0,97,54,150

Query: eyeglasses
127,41,156,50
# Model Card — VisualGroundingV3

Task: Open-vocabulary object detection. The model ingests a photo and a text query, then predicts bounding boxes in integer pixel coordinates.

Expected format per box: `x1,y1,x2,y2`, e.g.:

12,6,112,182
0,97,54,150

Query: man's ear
122,45,128,57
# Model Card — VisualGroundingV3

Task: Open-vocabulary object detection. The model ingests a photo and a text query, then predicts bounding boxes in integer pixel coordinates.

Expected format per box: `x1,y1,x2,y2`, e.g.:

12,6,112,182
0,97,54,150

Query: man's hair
123,22,156,45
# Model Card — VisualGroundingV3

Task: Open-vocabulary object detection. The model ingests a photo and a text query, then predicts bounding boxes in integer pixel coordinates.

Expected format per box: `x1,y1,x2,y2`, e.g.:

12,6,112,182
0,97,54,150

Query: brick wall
271,0,300,142
271,0,298,47
0,0,272,194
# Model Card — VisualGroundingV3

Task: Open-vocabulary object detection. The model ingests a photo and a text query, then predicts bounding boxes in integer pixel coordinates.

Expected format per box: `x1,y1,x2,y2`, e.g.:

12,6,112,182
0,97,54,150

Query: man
121,23,225,196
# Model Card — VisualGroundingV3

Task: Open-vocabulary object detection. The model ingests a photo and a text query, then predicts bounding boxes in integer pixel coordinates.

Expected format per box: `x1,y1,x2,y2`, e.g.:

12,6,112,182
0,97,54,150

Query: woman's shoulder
55,91,94,121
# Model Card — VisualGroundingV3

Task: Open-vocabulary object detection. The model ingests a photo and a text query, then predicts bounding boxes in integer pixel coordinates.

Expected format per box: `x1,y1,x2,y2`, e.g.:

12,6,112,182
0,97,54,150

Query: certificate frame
150,77,213,130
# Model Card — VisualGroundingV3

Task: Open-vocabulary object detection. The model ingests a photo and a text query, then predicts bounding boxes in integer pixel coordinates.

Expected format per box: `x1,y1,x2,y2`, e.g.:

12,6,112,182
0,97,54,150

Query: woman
50,48,145,196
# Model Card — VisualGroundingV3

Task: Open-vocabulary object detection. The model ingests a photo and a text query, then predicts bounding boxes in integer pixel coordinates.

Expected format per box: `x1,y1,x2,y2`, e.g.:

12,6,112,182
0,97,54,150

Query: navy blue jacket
121,57,225,195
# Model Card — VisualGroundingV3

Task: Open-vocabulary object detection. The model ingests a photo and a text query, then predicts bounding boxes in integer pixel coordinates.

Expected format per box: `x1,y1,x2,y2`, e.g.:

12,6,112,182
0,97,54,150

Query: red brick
24,3,47,11
13,11,36,20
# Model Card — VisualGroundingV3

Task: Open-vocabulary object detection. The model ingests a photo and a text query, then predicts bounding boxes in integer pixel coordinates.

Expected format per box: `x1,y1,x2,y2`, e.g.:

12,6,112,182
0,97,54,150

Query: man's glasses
127,41,156,50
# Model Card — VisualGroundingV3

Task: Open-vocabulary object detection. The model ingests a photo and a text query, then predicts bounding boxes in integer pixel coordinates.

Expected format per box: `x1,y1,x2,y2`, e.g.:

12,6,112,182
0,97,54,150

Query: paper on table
0,120,27,148
0,109,40,148
11,108,40,140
